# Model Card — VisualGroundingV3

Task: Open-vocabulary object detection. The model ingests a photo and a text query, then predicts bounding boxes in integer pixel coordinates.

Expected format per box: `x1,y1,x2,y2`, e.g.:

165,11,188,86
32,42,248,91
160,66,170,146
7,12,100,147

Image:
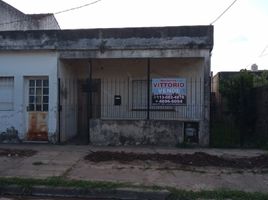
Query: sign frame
152,78,187,106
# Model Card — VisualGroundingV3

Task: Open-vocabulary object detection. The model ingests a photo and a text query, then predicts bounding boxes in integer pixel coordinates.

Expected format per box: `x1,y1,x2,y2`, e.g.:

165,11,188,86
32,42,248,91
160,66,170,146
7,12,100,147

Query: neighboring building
0,0,60,31
211,70,268,146
211,71,239,119
0,26,213,146
211,70,268,119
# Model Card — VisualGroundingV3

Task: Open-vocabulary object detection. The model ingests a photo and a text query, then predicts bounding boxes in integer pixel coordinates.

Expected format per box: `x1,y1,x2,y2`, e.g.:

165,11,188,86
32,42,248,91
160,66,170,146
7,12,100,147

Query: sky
3,0,268,74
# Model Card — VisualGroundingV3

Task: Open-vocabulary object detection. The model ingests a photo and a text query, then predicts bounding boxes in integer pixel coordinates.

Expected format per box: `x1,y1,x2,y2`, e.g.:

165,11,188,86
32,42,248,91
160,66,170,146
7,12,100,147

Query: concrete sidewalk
0,144,268,193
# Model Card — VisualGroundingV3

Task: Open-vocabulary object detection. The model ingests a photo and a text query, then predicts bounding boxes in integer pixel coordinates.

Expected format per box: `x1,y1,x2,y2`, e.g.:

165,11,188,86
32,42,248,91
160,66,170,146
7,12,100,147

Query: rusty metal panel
27,112,48,141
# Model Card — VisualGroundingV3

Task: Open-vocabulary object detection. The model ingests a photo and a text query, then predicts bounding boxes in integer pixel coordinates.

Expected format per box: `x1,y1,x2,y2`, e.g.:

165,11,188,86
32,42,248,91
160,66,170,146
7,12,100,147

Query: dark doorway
71,79,101,145
91,79,101,119
69,79,88,145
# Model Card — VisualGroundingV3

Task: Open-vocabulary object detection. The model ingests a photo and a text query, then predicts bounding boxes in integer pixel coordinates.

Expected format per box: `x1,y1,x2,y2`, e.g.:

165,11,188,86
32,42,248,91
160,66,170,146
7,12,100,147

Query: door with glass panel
26,78,49,141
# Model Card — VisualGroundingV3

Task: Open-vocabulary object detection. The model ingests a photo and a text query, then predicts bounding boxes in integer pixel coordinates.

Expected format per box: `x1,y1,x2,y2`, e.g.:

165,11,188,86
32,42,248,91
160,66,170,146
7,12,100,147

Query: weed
0,177,268,199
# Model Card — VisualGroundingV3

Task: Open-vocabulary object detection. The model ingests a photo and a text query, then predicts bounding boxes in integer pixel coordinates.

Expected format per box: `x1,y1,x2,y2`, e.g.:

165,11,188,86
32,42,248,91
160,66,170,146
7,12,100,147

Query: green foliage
169,189,268,200
212,70,268,148
1,177,268,200
219,69,254,119
210,121,240,148
0,176,125,189
219,69,256,146
253,70,268,87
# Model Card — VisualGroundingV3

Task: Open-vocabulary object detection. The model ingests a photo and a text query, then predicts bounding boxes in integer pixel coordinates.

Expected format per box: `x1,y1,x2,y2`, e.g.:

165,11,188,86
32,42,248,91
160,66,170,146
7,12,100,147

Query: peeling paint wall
0,0,33,31
0,126,21,143
0,51,58,142
0,26,213,51
90,119,183,146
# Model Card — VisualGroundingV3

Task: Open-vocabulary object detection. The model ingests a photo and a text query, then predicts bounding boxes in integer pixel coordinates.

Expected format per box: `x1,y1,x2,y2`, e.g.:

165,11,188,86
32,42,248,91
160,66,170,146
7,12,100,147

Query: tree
253,70,268,87
220,69,256,146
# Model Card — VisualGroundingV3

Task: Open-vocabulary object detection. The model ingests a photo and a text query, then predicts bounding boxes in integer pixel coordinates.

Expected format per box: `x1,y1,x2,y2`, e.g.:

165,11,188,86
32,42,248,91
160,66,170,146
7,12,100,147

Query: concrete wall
0,0,33,31
0,51,58,142
90,119,183,146
0,26,213,51
29,14,60,30
0,1,59,31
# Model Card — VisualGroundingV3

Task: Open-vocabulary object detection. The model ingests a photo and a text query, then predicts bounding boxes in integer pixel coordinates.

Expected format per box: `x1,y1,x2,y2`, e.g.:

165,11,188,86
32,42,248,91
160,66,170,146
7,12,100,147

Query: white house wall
0,51,58,141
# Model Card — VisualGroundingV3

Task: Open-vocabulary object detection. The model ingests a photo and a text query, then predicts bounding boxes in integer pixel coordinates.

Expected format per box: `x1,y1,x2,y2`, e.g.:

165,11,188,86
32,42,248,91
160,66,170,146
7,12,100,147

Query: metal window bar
96,78,204,120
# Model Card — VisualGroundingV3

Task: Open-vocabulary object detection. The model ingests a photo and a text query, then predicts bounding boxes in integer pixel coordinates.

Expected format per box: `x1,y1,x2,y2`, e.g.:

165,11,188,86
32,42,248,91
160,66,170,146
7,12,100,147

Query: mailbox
184,122,199,143
114,95,121,106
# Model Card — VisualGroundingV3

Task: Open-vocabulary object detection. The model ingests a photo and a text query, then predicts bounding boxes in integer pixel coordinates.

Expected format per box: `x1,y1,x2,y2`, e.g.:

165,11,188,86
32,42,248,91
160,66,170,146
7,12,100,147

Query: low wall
90,119,184,146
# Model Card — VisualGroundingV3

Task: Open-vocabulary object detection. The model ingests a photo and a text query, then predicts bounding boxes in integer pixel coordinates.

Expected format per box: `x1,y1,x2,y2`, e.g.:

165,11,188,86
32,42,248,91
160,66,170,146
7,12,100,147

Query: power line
259,45,268,57
0,0,102,27
243,44,268,69
210,0,238,25
54,0,101,15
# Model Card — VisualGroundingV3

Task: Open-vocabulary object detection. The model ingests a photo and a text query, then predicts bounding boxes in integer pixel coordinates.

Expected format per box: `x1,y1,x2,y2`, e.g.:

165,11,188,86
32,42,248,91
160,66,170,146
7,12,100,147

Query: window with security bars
131,79,176,111
28,79,49,111
132,80,148,109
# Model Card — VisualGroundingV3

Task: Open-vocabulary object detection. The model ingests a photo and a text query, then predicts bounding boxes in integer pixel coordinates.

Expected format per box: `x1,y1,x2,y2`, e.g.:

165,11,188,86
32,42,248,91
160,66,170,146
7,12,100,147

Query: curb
0,185,171,200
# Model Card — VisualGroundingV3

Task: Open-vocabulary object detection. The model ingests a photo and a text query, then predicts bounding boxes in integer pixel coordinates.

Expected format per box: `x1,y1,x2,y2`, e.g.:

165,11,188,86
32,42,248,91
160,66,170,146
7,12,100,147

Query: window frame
27,78,49,112
0,76,14,111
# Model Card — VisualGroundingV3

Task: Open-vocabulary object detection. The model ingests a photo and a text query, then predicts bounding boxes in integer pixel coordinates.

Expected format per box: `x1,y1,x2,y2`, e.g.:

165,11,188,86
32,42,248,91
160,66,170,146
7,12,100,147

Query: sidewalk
0,144,268,193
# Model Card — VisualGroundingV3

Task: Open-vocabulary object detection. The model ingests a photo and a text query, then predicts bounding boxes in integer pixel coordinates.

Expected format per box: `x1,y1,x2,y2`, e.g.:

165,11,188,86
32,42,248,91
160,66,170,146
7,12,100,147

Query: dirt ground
0,148,37,157
84,151,268,169
1,144,268,193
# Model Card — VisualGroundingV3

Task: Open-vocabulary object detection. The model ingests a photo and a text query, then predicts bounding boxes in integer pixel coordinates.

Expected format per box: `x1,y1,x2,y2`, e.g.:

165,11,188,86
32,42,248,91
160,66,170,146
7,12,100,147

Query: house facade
0,26,213,146
0,0,60,31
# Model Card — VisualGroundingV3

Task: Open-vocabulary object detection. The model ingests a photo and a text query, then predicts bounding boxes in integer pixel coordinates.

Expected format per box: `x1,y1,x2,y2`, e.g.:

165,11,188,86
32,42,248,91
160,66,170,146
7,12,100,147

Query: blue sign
152,78,187,105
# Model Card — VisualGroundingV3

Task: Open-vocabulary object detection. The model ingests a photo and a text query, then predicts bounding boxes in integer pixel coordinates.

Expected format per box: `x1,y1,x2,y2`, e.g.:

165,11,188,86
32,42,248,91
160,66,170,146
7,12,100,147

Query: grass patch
0,177,268,199
0,177,126,189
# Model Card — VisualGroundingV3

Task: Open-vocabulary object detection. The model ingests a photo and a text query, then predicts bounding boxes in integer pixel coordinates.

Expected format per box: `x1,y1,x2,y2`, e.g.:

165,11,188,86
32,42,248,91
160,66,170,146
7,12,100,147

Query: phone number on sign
158,99,185,104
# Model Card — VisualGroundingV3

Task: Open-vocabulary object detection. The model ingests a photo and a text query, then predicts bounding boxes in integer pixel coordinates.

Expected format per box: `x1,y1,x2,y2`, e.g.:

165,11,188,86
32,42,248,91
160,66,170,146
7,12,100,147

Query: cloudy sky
4,0,268,73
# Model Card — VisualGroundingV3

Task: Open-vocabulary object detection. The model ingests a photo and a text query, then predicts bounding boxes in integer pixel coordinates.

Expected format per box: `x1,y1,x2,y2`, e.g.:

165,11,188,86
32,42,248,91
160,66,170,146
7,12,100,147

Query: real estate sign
152,78,186,105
